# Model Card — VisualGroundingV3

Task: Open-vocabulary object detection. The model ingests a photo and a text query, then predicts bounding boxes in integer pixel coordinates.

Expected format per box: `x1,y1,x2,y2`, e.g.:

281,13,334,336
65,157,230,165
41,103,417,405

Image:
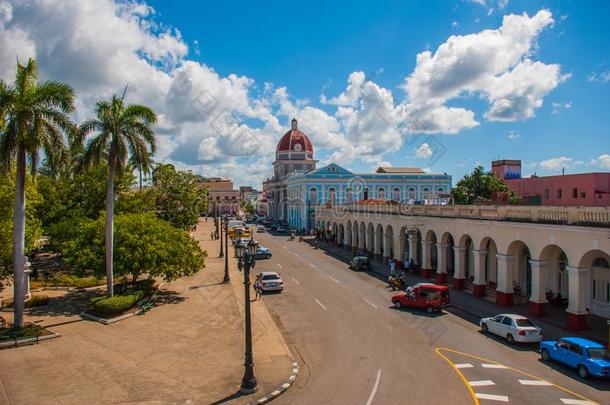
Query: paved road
252,231,609,405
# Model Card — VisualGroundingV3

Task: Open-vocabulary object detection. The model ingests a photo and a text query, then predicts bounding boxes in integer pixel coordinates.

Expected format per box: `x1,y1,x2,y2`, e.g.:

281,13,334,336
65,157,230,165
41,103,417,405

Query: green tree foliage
452,166,509,205
0,171,43,279
59,213,206,284
153,164,208,230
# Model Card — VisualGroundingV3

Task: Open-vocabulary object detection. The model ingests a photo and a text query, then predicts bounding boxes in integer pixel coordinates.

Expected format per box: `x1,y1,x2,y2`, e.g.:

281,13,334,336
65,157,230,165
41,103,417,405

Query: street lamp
223,215,230,283
219,213,224,258
235,236,259,394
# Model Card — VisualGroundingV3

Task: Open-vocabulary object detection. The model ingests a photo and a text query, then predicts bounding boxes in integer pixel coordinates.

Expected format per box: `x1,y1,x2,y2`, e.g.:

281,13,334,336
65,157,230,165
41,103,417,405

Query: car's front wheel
577,365,590,379
540,349,550,362
427,306,434,313
394,301,401,308
481,323,489,333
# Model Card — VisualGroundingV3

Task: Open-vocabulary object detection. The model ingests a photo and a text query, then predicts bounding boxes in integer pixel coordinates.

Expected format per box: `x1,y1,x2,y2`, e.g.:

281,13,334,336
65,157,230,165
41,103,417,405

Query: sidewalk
313,239,609,346
0,219,294,405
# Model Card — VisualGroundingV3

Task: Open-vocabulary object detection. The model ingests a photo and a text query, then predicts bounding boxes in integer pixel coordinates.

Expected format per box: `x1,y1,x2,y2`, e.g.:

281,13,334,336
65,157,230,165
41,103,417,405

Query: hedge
91,291,144,317
2,294,49,309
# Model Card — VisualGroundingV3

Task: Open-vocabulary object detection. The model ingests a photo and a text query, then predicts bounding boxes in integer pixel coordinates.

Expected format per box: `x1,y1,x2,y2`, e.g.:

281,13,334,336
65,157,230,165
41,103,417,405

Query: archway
375,223,384,261
479,237,498,289
440,232,455,276
359,221,366,253
507,240,532,298
458,234,474,281
338,223,345,247
383,225,394,262
346,221,352,247
579,250,610,319
425,230,438,271
366,223,375,257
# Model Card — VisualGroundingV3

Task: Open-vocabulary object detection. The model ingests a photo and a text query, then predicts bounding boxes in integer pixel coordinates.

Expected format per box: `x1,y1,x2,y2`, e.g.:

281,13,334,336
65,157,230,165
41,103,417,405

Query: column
374,229,382,261
453,246,467,290
472,249,487,298
495,253,515,306
398,233,407,269
408,234,419,266
383,232,391,263
566,266,589,331
436,243,448,284
421,241,434,279
352,226,358,253
528,259,549,317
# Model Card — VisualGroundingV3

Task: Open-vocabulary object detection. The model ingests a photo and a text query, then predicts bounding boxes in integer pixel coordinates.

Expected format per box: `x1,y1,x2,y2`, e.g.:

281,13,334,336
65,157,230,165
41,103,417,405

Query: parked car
258,271,284,292
349,256,371,271
391,284,449,313
276,226,286,233
232,237,250,247
256,225,266,233
540,337,610,379
479,314,543,343
255,246,272,259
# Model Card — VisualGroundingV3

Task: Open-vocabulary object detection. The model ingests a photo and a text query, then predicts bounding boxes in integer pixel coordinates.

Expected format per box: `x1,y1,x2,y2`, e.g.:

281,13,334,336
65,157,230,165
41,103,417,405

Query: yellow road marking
434,347,479,405
435,347,599,405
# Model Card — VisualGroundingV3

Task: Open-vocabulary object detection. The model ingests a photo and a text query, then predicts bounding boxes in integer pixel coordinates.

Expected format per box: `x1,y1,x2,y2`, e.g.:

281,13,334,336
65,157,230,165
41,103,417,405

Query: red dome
276,119,314,154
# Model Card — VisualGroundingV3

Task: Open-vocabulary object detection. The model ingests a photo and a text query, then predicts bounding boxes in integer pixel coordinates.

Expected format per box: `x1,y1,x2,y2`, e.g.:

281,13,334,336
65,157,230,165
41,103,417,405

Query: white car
256,225,266,233
258,271,284,292
480,314,543,343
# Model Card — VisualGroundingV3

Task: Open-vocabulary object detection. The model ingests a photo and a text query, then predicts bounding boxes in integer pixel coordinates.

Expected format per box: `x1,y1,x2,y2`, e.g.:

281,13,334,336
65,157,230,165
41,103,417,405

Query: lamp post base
239,386,258,395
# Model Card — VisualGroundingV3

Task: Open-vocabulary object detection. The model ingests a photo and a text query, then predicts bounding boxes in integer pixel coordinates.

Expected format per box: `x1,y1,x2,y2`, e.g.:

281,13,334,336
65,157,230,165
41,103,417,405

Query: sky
1,0,609,187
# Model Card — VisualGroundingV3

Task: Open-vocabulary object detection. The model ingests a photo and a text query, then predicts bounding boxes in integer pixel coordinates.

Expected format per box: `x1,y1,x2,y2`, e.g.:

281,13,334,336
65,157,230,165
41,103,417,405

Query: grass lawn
0,323,53,343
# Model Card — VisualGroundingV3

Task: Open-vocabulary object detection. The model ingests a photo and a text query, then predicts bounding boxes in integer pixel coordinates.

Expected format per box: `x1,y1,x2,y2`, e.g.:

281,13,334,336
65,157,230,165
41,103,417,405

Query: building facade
492,159,610,207
265,118,452,230
197,177,240,215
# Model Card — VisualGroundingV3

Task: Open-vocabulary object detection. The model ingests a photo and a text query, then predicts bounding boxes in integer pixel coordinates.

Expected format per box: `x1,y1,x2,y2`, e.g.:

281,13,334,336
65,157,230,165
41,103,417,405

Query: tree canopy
452,166,509,205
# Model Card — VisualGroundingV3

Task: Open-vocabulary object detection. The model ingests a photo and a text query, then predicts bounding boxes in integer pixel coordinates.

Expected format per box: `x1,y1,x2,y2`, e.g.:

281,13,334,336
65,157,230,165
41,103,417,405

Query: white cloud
587,70,610,83
593,154,610,169
551,101,572,114
467,0,509,11
539,156,582,171
403,9,567,130
507,130,520,140
452,21,460,29
415,142,433,158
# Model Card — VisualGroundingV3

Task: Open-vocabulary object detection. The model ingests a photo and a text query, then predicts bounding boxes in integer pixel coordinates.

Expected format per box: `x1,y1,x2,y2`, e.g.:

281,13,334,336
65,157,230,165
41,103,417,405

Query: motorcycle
387,275,406,291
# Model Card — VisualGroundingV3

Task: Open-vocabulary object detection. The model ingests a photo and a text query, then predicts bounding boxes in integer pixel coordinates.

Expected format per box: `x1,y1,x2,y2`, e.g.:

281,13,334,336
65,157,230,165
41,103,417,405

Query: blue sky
1,0,609,186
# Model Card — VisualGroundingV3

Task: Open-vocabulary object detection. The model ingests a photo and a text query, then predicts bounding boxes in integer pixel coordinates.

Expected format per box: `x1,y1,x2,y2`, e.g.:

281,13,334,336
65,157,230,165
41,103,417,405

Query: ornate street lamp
235,236,259,394
223,215,230,283
219,212,224,258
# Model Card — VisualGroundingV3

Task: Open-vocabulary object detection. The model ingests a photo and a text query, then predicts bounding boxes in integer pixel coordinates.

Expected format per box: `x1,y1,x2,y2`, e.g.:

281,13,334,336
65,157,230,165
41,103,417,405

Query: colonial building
197,177,240,215
265,118,452,230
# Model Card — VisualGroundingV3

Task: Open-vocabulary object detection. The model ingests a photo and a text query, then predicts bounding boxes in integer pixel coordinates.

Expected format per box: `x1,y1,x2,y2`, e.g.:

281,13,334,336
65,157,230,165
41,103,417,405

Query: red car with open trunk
391,283,450,313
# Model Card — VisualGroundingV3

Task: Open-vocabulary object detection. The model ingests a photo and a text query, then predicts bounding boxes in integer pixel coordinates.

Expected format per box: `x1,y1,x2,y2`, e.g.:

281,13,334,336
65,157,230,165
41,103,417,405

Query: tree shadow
153,289,186,306
26,289,103,318
209,389,245,405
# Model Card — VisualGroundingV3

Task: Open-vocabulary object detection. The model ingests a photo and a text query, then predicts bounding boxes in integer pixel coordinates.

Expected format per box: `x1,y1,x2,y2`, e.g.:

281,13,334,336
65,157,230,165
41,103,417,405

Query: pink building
492,160,610,207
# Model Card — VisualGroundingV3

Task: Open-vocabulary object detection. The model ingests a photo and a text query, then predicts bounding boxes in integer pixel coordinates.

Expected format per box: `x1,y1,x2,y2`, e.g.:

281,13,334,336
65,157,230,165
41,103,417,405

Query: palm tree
0,59,75,329
79,95,156,296
129,151,154,190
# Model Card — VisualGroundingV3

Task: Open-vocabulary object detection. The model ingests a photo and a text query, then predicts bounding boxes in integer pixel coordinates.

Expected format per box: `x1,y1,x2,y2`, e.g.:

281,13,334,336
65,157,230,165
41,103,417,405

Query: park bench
137,298,155,313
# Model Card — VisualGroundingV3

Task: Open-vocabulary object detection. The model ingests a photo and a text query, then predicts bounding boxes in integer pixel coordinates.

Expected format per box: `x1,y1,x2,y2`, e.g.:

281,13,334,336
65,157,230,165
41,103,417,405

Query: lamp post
219,213,224,258
235,236,259,394
223,215,230,283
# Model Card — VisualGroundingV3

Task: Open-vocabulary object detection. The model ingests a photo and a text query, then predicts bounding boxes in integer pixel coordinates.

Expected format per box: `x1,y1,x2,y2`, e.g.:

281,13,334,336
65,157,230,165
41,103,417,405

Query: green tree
78,95,157,297
0,59,75,328
59,213,206,283
153,163,208,230
129,152,154,190
452,166,509,205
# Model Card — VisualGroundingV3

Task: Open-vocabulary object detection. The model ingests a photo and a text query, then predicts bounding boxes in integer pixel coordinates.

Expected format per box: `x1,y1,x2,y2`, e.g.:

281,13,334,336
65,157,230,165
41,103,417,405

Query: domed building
264,118,452,231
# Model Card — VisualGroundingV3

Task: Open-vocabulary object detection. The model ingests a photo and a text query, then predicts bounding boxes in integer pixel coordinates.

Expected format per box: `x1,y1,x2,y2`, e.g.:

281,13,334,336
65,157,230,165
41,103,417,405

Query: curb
247,361,299,405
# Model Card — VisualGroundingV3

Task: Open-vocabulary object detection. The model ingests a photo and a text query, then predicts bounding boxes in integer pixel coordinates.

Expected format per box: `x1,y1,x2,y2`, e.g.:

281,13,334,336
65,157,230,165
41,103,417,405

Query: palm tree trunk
105,157,116,297
139,168,143,190
12,146,27,329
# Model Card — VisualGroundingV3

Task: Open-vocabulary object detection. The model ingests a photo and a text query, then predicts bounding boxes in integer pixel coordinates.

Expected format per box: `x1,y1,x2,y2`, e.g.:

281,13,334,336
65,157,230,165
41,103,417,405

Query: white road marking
277,263,283,269
362,297,378,308
481,363,508,369
469,380,495,387
291,277,300,285
475,393,509,402
293,253,299,257
309,263,316,268
560,399,597,405
314,299,327,311
518,379,552,386
327,276,340,284
365,369,382,405
455,363,474,369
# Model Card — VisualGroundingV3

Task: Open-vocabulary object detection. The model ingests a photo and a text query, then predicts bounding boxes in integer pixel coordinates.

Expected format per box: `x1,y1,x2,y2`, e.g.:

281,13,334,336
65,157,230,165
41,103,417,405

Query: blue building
265,119,452,231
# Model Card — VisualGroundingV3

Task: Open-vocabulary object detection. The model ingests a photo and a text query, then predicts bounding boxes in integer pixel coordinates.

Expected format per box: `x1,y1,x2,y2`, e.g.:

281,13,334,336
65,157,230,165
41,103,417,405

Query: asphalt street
251,231,609,405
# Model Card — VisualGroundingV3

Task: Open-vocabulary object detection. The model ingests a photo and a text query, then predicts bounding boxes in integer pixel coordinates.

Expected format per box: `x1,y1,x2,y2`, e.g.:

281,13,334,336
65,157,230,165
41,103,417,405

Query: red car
391,284,450,313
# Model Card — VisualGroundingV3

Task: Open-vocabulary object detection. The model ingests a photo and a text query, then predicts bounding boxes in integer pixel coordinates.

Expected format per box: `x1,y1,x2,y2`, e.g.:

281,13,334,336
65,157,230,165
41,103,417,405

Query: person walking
254,278,262,301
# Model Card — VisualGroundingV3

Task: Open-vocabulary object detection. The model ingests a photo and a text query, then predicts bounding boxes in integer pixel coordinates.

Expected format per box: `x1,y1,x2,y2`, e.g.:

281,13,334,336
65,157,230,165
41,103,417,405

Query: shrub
91,291,144,317
2,294,49,309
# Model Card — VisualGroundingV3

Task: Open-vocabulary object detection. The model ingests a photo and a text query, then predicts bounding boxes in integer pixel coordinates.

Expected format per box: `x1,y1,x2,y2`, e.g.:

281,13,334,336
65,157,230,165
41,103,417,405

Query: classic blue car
540,337,610,378
254,246,272,260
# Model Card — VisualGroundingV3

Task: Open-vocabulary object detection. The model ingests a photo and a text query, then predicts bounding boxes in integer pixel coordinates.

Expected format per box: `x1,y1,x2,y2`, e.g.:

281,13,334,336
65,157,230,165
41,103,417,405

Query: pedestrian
254,279,262,301
211,231,214,240
389,260,396,277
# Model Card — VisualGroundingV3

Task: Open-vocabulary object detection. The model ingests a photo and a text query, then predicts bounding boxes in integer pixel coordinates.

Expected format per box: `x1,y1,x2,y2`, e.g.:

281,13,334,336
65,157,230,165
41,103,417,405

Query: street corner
434,348,600,405
246,360,299,405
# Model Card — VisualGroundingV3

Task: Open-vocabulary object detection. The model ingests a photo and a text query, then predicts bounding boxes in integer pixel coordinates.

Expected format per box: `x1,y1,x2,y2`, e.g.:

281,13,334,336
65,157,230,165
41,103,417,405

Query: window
363,188,369,201
346,187,353,203
377,188,385,199
422,187,431,199
557,189,562,199
515,319,535,328
544,189,549,199
572,188,578,198
309,188,318,205
501,317,513,326
408,187,416,200
492,316,503,323
580,192,586,198
328,188,336,205
393,188,401,201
